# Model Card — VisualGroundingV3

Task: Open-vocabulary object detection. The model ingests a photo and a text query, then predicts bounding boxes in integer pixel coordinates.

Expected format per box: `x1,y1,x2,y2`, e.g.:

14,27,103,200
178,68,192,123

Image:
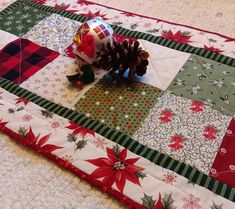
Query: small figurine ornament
67,17,113,89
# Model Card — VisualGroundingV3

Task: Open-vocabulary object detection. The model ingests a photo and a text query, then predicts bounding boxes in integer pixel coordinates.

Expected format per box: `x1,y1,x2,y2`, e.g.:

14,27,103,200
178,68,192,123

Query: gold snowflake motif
163,171,177,185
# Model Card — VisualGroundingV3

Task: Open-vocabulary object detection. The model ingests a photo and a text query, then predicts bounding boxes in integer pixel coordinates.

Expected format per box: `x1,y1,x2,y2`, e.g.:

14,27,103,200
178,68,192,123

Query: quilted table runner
1,0,235,208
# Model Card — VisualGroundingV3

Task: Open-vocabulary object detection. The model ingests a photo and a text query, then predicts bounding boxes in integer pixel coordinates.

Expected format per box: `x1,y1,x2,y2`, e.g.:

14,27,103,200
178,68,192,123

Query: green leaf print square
168,54,235,115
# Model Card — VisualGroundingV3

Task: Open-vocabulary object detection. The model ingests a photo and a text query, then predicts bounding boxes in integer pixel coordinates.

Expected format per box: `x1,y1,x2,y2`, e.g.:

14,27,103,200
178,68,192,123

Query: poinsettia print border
33,0,235,58
133,91,232,174
86,145,145,193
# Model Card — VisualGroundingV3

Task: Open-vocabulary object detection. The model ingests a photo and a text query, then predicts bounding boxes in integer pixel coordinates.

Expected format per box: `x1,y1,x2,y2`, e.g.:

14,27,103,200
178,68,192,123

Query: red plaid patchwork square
0,38,59,84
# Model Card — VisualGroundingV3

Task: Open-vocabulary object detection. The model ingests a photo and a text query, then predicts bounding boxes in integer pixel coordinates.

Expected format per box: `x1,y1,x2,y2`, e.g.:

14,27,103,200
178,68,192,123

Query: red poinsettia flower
204,45,224,53
0,119,8,129
154,194,163,209
159,109,173,123
120,11,136,17
55,3,78,13
161,30,192,44
168,135,185,150
203,126,217,140
23,127,63,153
66,121,95,138
191,100,204,112
33,0,46,4
171,135,184,144
86,147,144,193
15,97,30,105
168,142,184,150
160,109,173,117
82,10,109,20
159,116,172,123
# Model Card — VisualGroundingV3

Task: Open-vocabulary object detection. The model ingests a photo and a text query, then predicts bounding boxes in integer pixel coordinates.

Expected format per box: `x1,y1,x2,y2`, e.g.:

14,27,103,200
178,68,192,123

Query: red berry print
83,103,89,109
112,115,118,121
121,104,126,109
145,99,150,104
137,82,142,87
106,98,111,103
115,87,122,92
97,109,103,113
152,88,158,93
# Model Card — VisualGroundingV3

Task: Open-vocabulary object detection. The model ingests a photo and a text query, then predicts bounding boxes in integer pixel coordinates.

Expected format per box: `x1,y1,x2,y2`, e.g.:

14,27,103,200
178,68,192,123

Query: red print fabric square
0,38,59,84
210,117,235,187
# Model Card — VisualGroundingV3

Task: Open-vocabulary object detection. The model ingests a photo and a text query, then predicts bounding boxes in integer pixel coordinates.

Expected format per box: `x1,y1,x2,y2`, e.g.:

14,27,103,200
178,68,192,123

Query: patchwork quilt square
21,55,106,108
138,40,190,90
133,91,231,174
0,38,59,84
168,54,235,115
23,14,81,54
75,80,162,135
0,2,50,36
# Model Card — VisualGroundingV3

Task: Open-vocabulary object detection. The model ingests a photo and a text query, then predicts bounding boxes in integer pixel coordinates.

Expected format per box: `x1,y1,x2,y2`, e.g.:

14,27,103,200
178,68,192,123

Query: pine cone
95,40,149,82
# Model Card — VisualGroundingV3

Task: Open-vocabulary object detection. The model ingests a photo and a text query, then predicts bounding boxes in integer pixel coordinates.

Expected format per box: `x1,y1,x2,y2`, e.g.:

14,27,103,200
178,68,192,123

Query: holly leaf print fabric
169,54,235,115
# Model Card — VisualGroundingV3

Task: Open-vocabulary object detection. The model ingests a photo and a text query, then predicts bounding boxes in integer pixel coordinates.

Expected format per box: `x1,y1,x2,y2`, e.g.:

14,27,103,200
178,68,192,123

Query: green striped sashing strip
0,0,21,15
0,77,235,202
19,0,235,67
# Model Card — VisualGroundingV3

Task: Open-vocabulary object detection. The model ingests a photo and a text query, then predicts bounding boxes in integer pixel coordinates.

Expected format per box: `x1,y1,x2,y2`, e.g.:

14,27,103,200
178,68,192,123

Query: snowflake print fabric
23,14,81,54
0,2,50,36
21,55,106,108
